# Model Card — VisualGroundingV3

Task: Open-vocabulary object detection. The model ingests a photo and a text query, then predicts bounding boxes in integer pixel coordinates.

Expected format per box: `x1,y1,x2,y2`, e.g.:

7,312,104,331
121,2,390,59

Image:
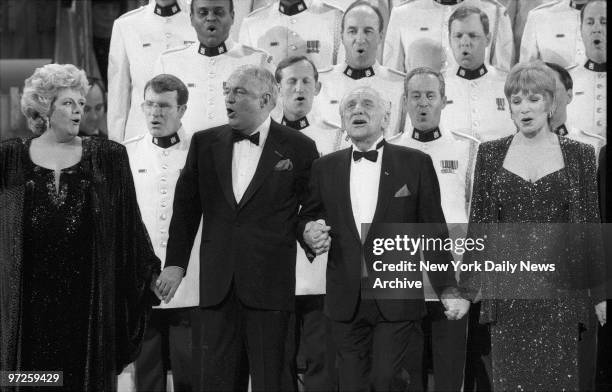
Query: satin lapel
364,145,395,243
337,149,361,243
212,127,237,209
238,122,287,209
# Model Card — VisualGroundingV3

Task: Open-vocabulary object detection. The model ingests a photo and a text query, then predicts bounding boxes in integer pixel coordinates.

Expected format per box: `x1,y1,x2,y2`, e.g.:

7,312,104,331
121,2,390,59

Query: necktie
232,130,260,146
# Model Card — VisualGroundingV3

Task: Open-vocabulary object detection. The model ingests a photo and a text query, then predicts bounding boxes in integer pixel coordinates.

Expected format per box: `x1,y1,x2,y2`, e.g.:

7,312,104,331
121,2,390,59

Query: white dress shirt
350,136,384,239
232,116,272,202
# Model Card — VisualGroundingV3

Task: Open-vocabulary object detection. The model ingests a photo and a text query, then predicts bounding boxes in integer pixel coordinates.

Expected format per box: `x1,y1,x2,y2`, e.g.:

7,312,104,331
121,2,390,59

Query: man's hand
596,301,607,326
440,288,470,320
150,273,163,300
156,266,184,304
304,219,331,255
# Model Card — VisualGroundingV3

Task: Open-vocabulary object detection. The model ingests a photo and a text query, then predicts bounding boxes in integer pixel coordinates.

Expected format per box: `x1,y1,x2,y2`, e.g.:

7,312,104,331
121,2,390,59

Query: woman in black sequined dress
0,64,160,391
461,61,606,391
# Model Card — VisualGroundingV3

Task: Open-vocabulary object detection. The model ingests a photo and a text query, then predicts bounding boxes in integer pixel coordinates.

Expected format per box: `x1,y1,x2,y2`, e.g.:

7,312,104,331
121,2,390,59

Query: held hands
304,219,331,255
152,266,184,304
595,301,607,326
440,288,470,320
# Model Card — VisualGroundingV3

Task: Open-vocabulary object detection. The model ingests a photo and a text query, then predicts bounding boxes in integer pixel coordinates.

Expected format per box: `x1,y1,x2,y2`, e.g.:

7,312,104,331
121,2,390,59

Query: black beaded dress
490,167,578,391
20,147,92,391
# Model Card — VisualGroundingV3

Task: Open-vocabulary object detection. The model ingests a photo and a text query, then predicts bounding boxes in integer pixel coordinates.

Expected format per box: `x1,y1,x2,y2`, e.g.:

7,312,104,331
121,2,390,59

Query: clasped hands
440,288,470,320
150,266,184,304
304,219,331,255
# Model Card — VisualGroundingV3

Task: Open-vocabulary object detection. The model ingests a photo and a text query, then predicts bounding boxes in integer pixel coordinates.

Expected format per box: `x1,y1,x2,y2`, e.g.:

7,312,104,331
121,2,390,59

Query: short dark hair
190,0,234,15
143,74,189,105
581,0,606,23
545,62,573,91
448,5,490,36
274,56,319,83
404,67,446,97
87,76,108,111
341,1,384,33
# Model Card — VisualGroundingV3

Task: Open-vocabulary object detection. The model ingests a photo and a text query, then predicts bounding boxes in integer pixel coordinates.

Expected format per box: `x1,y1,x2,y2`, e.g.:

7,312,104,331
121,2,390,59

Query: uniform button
161,164,168,170
208,114,214,119
597,84,603,89
160,176,167,182
160,189,168,195
290,45,297,50
163,150,169,156
161,201,167,207
160,241,167,248
597,107,603,113
291,18,296,24
160,213,167,220
596,95,602,100
597,120,602,126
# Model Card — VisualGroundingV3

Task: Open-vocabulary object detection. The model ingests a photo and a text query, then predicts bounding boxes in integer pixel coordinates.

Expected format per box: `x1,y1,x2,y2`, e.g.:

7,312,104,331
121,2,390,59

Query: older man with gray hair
159,64,319,391
300,85,463,391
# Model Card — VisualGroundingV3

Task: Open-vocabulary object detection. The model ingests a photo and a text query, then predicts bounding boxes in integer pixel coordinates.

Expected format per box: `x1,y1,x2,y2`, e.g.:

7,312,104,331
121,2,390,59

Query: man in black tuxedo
157,64,319,391
299,86,469,391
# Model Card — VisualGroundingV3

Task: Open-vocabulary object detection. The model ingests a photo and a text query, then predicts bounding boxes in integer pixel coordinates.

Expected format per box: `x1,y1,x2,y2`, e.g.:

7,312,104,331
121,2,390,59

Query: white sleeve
107,20,131,142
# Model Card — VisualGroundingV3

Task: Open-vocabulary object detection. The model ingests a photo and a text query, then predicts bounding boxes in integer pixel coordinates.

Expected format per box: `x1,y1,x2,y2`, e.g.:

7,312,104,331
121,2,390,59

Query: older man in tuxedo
300,86,469,391
157,64,319,391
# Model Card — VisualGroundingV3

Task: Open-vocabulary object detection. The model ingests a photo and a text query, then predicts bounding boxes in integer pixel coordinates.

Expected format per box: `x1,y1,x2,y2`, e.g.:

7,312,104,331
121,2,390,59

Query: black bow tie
232,130,260,145
352,139,385,162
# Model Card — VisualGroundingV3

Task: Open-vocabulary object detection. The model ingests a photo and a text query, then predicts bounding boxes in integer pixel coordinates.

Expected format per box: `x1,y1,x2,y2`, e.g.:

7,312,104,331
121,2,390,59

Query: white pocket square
394,184,411,197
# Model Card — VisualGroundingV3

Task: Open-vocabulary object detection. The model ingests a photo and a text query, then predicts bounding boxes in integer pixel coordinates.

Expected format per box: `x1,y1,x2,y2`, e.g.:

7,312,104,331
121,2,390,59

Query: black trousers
134,308,194,392
191,288,291,392
464,302,492,392
286,295,337,391
331,298,423,392
422,301,468,391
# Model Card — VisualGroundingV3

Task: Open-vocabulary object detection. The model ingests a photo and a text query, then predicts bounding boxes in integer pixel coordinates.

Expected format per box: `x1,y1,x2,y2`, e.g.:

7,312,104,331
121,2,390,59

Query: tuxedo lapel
336,149,361,243
212,127,236,209
365,146,395,242
238,121,287,209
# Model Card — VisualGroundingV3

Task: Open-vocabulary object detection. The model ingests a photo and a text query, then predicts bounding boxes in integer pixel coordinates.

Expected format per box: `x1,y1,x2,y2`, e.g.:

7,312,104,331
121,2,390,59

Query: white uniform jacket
124,127,201,308
567,62,606,139
108,0,197,142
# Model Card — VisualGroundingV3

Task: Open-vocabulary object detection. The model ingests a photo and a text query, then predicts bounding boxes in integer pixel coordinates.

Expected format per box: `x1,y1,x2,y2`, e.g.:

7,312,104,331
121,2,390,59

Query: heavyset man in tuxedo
299,86,469,391
157,64,319,391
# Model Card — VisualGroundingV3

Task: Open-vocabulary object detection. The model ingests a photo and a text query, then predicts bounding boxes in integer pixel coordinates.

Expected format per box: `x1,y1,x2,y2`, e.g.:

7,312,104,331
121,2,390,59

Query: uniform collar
153,1,181,17
570,1,586,10
281,114,310,130
412,127,442,142
279,0,309,16
151,129,181,148
456,64,488,80
553,124,569,136
584,59,606,72
434,0,463,5
198,40,230,57
343,64,376,80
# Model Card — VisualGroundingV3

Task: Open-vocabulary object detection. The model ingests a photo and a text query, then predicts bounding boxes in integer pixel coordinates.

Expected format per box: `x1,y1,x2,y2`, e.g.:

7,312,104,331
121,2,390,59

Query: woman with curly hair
0,63,160,391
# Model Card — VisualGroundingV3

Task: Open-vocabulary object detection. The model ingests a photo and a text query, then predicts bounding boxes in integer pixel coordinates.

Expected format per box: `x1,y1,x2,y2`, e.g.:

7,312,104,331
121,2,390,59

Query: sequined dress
490,166,579,391
19,149,92,390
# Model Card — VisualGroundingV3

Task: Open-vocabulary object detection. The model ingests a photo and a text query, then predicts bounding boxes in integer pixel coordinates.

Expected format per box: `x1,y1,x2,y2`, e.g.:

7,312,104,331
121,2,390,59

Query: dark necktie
232,130,260,146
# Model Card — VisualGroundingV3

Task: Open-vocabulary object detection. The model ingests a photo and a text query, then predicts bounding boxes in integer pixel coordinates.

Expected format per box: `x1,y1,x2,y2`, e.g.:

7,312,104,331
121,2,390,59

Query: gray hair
339,86,390,130
404,67,446,97
230,65,278,107
20,63,89,135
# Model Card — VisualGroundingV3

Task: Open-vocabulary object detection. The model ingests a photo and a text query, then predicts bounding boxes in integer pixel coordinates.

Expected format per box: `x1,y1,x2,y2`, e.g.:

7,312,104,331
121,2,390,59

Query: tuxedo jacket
165,120,319,311
299,142,456,322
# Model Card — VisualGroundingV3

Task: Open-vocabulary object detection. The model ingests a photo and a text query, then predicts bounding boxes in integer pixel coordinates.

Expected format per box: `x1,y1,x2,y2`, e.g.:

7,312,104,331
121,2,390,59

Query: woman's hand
595,301,607,326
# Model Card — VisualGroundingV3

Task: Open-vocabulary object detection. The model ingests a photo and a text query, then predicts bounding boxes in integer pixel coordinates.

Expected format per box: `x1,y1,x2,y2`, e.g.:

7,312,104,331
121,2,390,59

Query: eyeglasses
141,101,180,113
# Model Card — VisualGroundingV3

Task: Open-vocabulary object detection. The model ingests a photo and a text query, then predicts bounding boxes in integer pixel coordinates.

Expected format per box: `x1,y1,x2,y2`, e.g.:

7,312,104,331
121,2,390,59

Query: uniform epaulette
118,5,146,19
451,129,481,144
395,0,417,8
531,0,562,12
246,3,272,18
386,67,407,78
319,1,344,12
318,66,334,74
161,42,194,56
240,43,272,61
122,133,147,145
322,119,341,129
578,129,607,142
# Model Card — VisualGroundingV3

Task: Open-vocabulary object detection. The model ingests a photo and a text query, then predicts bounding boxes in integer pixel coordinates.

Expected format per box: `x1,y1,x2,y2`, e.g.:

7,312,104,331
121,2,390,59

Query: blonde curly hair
20,63,90,135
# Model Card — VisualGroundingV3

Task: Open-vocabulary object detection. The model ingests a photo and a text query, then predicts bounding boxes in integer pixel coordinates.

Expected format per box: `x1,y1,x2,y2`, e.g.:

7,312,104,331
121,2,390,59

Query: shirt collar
584,59,606,72
150,126,186,148
412,127,442,142
279,0,310,16
152,1,181,17
456,64,488,80
198,39,232,57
